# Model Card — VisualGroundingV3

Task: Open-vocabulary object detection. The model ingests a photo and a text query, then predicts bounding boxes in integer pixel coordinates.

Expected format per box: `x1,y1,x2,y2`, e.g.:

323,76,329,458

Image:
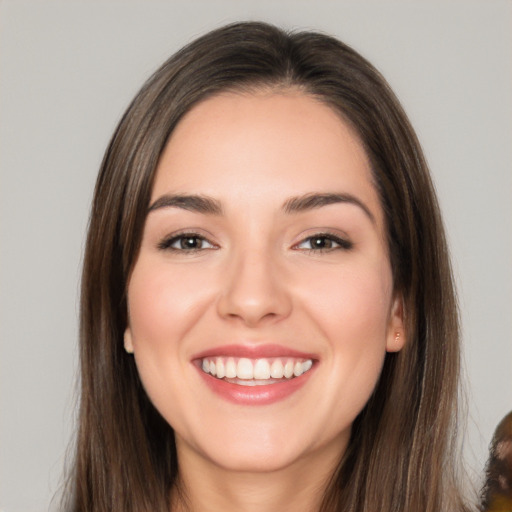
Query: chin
175,417,349,475
202,441,307,473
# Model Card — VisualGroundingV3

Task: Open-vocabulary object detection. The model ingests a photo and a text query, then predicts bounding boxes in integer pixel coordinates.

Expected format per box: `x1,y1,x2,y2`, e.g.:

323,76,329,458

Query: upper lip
191,343,318,361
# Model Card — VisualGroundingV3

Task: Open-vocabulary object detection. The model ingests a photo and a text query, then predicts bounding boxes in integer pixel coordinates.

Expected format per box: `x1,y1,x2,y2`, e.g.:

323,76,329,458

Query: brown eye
158,233,216,252
179,236,205,250
310,237,334,249
295,234,353,252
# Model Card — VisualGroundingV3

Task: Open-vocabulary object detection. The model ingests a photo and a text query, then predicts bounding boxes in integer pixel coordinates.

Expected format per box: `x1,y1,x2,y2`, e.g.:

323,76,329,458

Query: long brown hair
66,22,470,511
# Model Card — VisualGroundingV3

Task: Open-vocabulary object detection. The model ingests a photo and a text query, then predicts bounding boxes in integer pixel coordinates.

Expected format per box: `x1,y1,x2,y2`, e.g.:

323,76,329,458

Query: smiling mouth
200,356,314,386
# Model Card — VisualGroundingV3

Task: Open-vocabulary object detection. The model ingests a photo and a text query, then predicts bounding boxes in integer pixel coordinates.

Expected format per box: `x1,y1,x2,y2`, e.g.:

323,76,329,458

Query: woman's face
125,92,404,473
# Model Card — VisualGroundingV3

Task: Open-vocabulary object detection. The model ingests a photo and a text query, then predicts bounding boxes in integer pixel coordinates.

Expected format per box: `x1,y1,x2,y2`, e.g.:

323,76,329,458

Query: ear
386,294,406,353
124,327,134,354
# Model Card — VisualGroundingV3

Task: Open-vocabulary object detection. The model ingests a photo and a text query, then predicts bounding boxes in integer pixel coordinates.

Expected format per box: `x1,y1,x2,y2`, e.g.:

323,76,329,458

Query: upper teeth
201,357,313,380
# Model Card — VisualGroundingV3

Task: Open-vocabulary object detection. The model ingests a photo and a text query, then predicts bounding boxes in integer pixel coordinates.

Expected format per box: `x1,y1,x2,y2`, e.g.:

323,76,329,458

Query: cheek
125,261,212,401
295,259,392,412
126,260,216,431
299,258,393,340
127,259,214,349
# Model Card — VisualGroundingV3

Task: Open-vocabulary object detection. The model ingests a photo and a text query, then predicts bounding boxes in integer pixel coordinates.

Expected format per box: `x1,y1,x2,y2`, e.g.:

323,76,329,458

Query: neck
170,438,345,512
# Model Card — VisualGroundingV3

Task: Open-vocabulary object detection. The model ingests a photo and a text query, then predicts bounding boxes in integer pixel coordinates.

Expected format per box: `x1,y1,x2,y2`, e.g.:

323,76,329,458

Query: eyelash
157,232,217,253
293,233,353,253
157,232,352,254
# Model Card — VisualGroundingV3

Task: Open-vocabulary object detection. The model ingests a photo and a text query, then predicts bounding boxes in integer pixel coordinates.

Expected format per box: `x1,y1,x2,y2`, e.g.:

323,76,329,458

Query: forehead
152,92,381,222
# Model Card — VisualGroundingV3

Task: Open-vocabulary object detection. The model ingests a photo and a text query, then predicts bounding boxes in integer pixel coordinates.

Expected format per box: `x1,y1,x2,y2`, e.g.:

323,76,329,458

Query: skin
124,91,405,512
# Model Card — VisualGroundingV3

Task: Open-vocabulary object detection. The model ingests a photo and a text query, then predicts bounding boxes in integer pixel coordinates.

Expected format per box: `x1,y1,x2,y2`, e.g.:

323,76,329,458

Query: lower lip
196,365,315,405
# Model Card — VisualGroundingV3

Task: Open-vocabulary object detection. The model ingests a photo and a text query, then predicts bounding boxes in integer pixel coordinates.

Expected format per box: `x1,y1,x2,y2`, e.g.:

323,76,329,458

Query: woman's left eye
158,233,216,252
294,234,352,252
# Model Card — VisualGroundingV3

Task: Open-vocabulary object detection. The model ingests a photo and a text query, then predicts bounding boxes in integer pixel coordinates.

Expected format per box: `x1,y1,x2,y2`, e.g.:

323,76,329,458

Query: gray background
0,1,510,511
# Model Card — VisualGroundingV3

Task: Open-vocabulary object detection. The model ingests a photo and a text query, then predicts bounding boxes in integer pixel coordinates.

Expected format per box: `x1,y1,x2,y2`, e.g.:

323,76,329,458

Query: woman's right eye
158,233,216,252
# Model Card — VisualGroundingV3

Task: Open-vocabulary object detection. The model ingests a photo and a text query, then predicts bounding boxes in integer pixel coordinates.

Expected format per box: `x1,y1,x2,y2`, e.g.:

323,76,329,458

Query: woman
65,22,471,511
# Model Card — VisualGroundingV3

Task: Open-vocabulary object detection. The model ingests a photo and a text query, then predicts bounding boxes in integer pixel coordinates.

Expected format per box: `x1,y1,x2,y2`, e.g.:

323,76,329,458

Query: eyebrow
282,192,375,224
148,192,374,223
148,194,223,215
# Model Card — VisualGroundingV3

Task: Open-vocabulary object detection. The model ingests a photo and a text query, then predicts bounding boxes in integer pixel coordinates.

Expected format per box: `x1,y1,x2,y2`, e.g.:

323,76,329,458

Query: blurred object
481,411,512,511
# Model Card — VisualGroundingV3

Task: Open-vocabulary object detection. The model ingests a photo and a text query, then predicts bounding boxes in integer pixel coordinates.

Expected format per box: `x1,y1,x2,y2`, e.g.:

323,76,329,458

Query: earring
394,332,401,344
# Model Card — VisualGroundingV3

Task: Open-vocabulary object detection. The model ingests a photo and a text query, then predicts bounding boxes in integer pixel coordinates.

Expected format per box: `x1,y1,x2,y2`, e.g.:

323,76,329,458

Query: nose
216,248,292,327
